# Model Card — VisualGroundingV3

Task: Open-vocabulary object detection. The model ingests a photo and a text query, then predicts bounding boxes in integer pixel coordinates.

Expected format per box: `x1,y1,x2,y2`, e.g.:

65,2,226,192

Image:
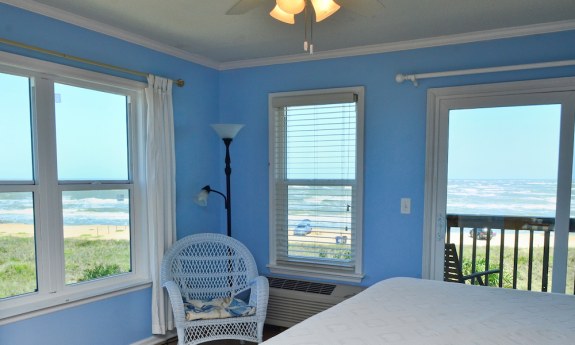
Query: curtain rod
396,59,575,87
0,37,185,87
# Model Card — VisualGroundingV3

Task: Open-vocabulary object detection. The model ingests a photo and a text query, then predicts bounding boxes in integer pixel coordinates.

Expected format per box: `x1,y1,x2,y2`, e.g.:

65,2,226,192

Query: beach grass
0,235,36,299
289,241,575,294
460,244,575,294
2,235,573,299
64,237,130,284
0,234,130,299
289,242,351,260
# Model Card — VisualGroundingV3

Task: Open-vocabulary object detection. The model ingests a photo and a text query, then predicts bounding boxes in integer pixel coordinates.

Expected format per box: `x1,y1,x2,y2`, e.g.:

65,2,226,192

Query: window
423,80,575,296
54,84,132,285
268,87,365,283
0,54,149,323
0,72,37,300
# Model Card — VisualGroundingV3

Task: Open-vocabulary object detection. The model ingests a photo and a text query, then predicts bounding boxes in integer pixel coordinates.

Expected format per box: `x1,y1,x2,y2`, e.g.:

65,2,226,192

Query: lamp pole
223,138,233,237
193,124,244,238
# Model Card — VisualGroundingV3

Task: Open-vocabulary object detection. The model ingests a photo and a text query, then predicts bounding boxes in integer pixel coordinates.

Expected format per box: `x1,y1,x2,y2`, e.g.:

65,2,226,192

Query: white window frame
422,77,575,294
0,50,151,326
267,86,365,283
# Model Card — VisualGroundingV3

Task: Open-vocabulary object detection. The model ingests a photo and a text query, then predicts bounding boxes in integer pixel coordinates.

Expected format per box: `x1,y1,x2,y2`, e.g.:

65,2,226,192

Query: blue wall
0,289,153,345
219,30,575,287
0,3,221,344
3,2,575,343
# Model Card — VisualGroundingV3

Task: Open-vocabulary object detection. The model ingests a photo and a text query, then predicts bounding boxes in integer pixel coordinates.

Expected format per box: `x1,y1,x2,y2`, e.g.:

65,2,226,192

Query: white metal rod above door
396,59,575,87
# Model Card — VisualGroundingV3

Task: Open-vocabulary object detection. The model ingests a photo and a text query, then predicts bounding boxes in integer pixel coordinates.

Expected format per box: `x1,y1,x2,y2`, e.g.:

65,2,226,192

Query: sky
447,104,563,180
0,72,128,181
0,71,570,183
285,103,356,180
0,72,33,180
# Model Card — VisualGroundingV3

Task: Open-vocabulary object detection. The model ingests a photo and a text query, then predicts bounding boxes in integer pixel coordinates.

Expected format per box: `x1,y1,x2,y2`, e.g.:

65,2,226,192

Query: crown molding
219,19,575,70
0,0,220,70
3,0,575,72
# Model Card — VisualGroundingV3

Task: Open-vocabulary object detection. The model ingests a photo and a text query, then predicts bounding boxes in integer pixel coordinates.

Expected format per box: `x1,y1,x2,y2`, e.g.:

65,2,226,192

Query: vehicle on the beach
469,227,496,240
294,219,312,236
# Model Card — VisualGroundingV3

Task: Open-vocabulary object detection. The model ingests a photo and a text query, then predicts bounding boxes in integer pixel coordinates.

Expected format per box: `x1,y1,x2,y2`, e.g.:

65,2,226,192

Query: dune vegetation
0,233,130,299
459,244,575,294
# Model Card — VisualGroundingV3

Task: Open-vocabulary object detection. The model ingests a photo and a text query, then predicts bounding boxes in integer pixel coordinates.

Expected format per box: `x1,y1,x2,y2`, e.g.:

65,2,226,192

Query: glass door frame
423,78,575,294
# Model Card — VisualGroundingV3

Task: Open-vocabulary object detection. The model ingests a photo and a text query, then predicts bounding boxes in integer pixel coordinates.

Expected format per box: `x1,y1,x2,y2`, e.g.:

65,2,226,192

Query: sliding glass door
430,91,575,294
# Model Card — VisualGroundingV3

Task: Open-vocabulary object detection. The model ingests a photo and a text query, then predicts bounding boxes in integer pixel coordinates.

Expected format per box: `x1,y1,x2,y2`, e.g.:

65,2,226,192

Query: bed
262,277,575,344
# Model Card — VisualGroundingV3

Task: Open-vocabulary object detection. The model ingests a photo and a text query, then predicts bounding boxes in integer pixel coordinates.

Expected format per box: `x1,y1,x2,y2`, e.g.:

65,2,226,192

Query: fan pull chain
310,7,314,54
304,1,308,51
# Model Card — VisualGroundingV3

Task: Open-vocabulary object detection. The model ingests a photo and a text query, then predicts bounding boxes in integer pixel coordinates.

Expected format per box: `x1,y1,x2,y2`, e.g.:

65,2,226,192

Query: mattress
262,277,575,345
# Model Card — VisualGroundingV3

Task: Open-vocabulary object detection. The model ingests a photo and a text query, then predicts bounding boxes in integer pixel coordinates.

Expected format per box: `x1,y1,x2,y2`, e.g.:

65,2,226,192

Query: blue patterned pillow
182,296,256,321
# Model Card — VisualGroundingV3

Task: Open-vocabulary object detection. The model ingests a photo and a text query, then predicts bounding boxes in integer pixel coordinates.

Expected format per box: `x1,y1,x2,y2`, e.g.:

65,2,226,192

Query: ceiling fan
226,0,384,54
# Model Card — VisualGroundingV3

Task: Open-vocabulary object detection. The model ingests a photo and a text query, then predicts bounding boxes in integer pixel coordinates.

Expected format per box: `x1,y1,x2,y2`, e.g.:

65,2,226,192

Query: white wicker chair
161,233,269,345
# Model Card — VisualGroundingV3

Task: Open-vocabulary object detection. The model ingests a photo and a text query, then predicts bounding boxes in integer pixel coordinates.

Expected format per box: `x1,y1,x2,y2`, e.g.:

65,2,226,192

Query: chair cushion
182,296,256,321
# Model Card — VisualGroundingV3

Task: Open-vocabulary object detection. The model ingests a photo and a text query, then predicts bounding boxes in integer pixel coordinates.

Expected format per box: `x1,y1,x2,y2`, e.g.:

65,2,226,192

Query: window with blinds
269,88,364,281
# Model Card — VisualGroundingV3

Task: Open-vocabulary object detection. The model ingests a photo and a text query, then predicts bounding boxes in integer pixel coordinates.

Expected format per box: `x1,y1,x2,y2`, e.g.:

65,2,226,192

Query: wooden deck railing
445,214,575,293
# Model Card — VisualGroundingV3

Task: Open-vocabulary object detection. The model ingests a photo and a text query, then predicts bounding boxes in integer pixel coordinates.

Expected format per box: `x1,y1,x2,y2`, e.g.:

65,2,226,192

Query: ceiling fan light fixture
276,0,306,15
310,0,340,22
270,4,295,24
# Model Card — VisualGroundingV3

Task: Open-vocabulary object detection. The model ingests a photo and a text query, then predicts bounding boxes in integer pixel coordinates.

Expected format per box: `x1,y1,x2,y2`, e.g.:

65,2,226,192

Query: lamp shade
193,188,209,207
311,0,340,22
211,124,245,139
270,5,295,24
277,0,305,14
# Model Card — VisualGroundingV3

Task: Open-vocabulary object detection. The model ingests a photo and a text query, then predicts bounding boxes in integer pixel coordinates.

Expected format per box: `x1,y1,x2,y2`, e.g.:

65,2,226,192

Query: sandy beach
0,223,130,240
288,229,353,245
2,223,573,249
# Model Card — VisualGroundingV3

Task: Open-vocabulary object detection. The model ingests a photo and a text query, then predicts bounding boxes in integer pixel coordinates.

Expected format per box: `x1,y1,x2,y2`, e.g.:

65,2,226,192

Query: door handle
437,214,445,241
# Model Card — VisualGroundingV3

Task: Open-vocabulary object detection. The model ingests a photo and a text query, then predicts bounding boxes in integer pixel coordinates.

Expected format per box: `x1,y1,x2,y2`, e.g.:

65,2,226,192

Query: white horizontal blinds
271,92,357,108
274,93,357,270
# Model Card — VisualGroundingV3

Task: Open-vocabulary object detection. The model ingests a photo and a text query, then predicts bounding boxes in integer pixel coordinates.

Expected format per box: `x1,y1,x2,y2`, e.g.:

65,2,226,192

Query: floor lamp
193,124,244,237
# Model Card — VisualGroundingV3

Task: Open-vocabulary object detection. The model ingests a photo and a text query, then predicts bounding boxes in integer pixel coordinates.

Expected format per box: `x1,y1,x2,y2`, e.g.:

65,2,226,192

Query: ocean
0,190,129,226
446,179,571,218
1,180,573,227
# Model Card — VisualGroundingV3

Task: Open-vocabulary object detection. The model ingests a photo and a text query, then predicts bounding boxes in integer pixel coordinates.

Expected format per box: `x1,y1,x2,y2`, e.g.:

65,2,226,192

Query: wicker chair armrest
248,276,269,321
162,280,186,326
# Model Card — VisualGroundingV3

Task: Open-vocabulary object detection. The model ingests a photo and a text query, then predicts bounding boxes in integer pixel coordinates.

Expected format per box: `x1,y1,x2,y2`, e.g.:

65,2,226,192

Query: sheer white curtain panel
145,75,177,335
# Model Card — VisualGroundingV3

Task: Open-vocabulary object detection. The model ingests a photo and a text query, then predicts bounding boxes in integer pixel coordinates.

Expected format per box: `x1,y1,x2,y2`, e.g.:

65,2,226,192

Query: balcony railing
445,214,575,294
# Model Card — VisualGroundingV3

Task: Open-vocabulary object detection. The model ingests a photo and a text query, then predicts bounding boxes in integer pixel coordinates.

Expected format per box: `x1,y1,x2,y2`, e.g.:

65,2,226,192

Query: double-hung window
268,87,365,283
0,52,149,324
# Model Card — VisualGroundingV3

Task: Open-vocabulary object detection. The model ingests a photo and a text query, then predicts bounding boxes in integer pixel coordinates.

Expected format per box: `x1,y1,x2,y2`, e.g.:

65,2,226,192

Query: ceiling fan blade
226,0,269,15
334,0,384,17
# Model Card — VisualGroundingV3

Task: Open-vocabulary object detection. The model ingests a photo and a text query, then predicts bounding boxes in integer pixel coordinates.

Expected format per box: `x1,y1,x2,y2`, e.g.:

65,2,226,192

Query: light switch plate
401,198,411,214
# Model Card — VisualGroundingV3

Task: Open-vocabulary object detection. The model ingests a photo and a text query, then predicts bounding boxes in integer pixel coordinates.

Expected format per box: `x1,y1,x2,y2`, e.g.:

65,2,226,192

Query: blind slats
271,92,357,108
273,100,358,269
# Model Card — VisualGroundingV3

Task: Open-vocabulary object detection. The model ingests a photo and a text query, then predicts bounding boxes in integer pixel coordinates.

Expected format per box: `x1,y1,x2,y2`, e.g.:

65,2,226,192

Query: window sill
0,278,152,326
267,264,364,283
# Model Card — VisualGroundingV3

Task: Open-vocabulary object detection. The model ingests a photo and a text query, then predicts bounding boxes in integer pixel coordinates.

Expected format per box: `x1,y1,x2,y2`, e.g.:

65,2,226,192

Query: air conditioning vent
264,275,366,328
266,276,336,295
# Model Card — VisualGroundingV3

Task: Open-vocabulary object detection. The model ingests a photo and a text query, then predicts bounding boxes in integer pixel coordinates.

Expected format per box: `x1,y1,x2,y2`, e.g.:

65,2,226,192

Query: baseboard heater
264,275,366,328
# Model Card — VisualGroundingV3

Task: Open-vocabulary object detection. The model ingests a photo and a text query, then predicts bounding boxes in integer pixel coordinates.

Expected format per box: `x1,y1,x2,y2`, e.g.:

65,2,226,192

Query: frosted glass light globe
311,0,340,22
210,124,245,139
193,189,209,207
270,5,295,24
277,0,305,15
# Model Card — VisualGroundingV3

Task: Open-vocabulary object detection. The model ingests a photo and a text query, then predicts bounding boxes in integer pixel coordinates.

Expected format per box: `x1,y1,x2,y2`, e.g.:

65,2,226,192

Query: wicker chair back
161,233,258,300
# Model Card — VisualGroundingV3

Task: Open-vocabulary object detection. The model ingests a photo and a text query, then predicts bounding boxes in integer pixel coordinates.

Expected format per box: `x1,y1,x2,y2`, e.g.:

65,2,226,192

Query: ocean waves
447,179,571,217
0,191,129,225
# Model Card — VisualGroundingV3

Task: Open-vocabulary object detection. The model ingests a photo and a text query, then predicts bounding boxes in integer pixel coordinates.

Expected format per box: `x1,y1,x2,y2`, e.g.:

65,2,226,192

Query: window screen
273,93,358,271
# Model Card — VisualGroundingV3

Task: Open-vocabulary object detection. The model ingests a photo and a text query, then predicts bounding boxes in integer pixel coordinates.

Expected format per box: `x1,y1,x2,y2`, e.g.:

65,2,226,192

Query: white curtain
145,75,177,335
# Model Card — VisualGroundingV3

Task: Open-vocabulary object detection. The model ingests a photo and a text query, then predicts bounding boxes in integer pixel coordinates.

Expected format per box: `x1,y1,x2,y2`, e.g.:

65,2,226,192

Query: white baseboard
131,330,177,345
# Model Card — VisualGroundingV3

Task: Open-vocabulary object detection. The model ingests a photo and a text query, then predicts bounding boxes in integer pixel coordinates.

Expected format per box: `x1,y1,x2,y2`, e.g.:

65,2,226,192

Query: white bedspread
262,277,575,345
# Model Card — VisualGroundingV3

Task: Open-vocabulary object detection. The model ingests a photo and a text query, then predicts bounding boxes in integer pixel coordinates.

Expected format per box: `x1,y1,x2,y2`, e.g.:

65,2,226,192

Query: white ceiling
21,0,575,63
